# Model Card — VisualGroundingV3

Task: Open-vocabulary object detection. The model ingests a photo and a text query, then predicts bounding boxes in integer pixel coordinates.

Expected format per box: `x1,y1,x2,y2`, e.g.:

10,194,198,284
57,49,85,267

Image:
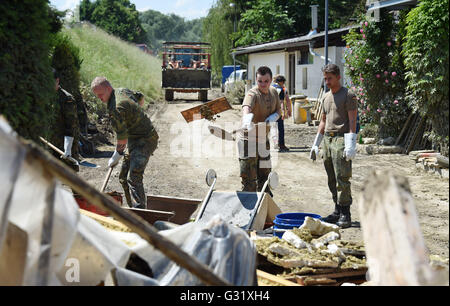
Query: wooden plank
395,112,414,146
296,276,337,286
0,223,28,285
357,171,447,285
297,268,367,281
257,270,301,286
80,209,132,232
181,97,231,123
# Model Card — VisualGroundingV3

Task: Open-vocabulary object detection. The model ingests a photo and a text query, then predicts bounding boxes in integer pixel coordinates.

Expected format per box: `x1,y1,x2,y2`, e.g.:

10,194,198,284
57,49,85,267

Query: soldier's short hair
256,66,272,79
91,77,111,90
322,64,340,77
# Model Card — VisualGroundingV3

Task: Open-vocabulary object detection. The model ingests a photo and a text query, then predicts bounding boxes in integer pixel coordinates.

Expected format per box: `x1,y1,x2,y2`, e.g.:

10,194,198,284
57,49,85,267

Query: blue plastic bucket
273,213,322,238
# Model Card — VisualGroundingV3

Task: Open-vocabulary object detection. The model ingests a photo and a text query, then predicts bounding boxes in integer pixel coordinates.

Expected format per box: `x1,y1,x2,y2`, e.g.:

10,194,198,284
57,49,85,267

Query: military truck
162,42,211,102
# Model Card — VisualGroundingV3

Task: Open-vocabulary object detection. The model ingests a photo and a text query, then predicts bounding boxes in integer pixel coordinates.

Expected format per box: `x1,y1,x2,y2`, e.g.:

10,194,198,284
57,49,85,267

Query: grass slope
65,24,162,102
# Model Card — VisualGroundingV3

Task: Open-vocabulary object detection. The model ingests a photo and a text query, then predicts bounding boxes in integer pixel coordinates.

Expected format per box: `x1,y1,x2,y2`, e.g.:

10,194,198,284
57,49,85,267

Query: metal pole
233,4,237,81
324,0,329,92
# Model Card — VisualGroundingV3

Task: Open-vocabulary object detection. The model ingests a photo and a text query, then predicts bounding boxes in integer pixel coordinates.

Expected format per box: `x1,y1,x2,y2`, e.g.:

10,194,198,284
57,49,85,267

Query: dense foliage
139,10,203,51
0,0,58,140
203,0,366,75
403,0,449,155
344,12,409,139
79,0,146,43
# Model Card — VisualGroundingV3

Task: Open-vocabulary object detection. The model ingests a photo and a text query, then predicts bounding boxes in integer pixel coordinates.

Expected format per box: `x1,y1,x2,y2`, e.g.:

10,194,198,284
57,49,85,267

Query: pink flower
377,108,382,113
394,100,399,105
351,66,355,71
385,79,389,84
360,29,364,33
384,71,388,75
392,71,397,77
387,41,392,47
360,77,364,82
355,55,359,59
367,106,370,111
365,21,369,27
362,34,366,39
352,86,356,91
366,59,370,64
376,74,381,78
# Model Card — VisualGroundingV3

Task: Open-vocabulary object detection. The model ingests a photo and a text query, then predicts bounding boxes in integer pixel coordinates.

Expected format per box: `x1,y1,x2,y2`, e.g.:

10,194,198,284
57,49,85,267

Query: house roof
233,25,357,56
366,0,418,13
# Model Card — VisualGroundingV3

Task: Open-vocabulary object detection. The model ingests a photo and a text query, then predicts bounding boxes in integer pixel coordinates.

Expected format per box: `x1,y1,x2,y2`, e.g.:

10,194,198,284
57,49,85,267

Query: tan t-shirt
238,86,281,143
322,87,357,133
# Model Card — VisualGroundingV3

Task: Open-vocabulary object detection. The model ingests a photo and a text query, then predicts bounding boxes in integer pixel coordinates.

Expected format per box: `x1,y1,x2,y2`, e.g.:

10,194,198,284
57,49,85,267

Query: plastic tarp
0,118,257,286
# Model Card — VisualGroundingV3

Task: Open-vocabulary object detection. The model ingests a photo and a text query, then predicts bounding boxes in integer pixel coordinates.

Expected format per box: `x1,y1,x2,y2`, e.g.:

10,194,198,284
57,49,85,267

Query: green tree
0,0,58,140
139,10,203,51
81,0,146,43
403,0,449,155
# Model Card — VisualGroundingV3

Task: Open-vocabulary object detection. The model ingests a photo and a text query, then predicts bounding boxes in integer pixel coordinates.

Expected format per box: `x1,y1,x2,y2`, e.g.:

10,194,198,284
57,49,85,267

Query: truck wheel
199,90,208,102
165,89,174,101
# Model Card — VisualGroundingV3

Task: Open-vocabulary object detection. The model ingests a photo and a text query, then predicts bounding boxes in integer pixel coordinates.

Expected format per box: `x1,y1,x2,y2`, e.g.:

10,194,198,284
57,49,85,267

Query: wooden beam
257,270,301,286
357,171,447,285
23,139,231,286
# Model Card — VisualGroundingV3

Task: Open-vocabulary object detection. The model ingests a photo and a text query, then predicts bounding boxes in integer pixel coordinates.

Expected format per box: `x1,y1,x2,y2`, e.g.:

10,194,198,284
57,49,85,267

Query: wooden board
257,270,301,286
0,222,28,285
181,97,231,123
357,171,445,285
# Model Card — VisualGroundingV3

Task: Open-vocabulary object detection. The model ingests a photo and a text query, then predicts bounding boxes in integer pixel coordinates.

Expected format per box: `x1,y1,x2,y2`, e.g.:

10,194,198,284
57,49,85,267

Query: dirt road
80,89,449,258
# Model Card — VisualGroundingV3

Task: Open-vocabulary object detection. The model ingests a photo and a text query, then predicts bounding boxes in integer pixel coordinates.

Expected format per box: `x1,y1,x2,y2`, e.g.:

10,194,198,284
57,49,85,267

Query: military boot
337,205,352,228
322,204,340,224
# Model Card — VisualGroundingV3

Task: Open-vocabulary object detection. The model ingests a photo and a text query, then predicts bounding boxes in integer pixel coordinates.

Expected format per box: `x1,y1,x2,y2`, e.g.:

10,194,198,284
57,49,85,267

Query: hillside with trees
139,9,203,52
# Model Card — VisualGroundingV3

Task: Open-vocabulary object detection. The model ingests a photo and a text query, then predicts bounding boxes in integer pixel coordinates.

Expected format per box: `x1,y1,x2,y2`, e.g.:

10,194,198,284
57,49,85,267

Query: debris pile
253,217,367,286
410,150,449,178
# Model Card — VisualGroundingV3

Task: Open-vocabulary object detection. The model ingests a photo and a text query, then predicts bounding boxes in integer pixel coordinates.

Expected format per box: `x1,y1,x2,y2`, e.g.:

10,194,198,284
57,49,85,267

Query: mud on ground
80,89,449,258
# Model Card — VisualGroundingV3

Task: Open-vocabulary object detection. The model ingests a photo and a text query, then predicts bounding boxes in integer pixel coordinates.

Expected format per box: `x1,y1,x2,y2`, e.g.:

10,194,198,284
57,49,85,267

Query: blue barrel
273,213,322,238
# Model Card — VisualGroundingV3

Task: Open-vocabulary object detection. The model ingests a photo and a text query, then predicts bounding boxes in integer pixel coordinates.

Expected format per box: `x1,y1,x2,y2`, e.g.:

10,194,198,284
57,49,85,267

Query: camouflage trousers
322,135,352,207
238,139,272,192
119,134,158,208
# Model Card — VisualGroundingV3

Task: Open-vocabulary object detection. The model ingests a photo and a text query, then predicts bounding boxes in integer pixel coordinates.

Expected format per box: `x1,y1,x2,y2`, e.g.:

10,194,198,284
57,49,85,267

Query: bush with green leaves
403,0,449,155
0,0,57,140
344,12,410,139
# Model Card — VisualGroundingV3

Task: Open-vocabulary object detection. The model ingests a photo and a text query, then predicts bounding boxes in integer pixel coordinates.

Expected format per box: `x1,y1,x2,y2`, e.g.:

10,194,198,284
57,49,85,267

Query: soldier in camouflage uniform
310,64,358,228
91,77,158,209
51,69,80,172
237,66,281,194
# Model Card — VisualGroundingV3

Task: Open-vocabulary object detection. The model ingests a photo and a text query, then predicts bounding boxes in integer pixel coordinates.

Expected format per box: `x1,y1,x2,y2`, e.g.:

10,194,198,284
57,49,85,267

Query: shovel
100,166,114,193
39,137,100,168
208,122,267,141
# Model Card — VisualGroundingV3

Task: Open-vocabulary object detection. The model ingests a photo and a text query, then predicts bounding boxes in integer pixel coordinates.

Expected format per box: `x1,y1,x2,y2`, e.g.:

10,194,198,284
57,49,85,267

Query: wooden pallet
180,96,231,123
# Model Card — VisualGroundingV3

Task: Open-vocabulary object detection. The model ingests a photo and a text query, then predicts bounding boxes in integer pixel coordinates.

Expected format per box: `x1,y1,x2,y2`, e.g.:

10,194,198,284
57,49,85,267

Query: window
298,50,314,65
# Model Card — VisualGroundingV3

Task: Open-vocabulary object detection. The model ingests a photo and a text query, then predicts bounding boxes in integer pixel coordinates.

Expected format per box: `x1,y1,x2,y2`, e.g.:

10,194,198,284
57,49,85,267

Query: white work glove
241,113,254,131
310,133,324,161
343,133,357,161
62,136,74,158
265,112,280,123
108,150,123,168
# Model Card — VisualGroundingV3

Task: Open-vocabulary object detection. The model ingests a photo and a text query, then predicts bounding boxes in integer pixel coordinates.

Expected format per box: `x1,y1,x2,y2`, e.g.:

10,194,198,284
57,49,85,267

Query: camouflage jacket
107,88,157,141
53,87,79,141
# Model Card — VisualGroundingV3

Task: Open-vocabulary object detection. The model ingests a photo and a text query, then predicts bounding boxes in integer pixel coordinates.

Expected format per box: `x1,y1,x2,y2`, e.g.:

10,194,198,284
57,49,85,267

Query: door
288,53,296,94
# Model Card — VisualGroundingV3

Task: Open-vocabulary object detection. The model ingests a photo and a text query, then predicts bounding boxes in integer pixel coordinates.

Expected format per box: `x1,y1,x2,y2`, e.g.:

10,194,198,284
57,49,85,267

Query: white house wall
248,52,287,85
247,46,348,100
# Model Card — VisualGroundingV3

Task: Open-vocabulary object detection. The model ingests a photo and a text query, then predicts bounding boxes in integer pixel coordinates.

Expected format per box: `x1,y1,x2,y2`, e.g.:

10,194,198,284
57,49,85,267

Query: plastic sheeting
0,118,257,286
